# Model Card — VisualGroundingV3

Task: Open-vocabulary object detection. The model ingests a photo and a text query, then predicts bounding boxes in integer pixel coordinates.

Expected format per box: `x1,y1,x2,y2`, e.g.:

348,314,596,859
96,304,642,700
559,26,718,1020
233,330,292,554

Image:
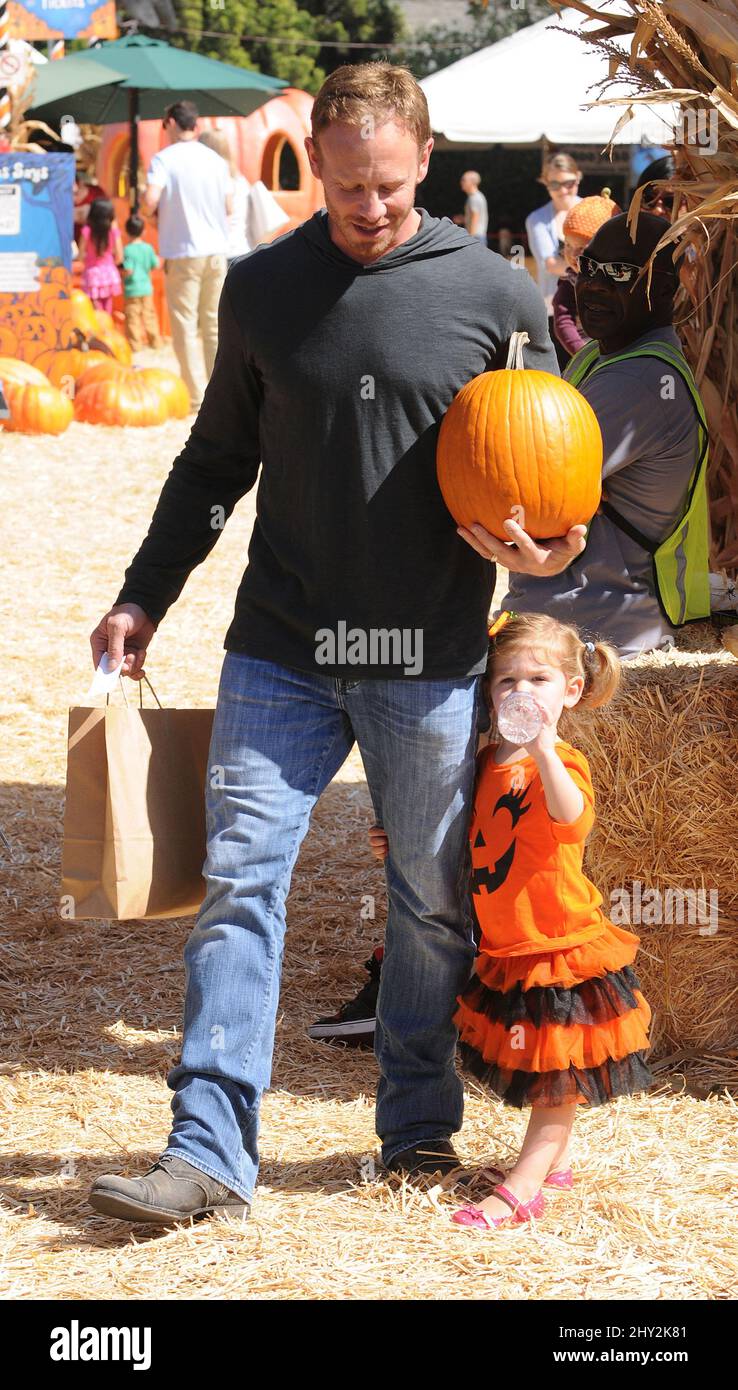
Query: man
87,63,584,1226
505,212,710,655
141,100,232,411
460,169,488,242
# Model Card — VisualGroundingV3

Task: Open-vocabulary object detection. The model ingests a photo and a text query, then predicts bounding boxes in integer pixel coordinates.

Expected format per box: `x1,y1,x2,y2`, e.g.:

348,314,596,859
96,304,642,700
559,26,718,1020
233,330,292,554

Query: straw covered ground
1,362,736,1300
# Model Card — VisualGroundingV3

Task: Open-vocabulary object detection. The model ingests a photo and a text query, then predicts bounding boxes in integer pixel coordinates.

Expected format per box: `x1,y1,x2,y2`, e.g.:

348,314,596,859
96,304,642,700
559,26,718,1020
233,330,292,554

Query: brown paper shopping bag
61,688,214,919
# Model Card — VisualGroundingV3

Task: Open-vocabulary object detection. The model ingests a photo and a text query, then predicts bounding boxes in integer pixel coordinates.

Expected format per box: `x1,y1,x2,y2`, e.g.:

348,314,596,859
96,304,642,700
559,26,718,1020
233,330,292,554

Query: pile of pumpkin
0,269,188,434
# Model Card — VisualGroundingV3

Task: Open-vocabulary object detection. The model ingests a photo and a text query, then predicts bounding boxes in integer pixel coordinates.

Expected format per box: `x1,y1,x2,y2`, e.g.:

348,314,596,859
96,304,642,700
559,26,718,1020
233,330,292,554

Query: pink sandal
545,1168,573,1190
452,1183,545,1230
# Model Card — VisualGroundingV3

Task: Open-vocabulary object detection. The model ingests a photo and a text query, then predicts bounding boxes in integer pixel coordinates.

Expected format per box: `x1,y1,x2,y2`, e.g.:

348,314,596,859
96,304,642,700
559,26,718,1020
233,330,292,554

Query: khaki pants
124,294,161,352
163,254,227,410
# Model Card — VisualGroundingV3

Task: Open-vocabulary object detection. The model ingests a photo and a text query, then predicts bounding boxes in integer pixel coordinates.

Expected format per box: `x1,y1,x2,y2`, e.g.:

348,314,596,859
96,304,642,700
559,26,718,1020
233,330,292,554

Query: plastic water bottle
497,692,544,746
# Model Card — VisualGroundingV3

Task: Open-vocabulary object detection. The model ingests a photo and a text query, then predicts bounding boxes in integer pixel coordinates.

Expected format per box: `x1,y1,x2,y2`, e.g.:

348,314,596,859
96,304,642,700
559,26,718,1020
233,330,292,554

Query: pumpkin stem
505,330,530,371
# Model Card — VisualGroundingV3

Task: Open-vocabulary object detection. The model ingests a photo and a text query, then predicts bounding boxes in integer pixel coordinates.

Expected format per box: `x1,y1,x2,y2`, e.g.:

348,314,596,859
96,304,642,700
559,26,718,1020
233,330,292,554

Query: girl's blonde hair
199,127,238,178
484,612,620,712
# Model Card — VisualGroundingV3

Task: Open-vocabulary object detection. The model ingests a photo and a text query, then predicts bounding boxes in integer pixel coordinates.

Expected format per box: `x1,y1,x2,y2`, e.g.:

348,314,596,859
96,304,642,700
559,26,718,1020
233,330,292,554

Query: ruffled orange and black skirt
454,921,653,1109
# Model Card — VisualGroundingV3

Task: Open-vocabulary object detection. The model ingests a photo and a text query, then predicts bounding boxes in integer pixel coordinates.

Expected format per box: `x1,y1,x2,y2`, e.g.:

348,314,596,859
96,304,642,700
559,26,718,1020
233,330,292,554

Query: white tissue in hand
87,651,125,698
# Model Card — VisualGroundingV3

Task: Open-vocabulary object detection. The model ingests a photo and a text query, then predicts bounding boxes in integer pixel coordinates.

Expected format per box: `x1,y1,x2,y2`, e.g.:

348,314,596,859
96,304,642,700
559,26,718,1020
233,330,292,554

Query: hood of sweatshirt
298,206,479,274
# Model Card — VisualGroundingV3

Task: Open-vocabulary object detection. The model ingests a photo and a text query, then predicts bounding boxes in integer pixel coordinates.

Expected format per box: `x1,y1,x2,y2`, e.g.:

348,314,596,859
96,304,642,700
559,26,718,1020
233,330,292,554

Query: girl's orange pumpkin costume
454,740,652,1107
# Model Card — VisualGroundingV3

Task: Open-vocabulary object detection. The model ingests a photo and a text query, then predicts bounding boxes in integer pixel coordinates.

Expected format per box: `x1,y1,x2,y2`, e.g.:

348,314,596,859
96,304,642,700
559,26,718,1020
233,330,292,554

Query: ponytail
578,639,620,709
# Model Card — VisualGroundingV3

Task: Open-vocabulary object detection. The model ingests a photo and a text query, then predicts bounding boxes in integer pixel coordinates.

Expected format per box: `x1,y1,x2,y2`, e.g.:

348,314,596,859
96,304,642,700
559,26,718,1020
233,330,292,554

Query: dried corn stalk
560,0,738,575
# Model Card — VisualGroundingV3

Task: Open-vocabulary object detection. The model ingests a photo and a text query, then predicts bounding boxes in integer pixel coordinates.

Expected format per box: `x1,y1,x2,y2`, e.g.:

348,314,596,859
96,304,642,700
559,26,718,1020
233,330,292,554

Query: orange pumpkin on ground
94,327,133,365
138,368,190,420
94,308,116,334
68,288,101,339
0,356,73,434
76,360,132,391
436,331,603,540
74,373,169,427
38,349,113,390
0,357,48,385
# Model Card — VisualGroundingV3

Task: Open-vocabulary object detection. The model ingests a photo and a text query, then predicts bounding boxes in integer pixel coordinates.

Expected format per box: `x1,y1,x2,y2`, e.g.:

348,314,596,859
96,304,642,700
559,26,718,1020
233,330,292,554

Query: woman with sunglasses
525,153,582,369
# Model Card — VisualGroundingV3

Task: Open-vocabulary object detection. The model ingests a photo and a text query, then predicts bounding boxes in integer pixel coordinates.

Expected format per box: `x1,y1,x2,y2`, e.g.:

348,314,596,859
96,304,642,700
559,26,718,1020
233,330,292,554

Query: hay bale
561,644,738,1057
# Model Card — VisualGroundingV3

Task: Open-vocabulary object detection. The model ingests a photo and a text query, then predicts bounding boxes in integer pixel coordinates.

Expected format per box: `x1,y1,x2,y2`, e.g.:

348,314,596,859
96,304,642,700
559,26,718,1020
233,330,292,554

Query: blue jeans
163,653,482,1203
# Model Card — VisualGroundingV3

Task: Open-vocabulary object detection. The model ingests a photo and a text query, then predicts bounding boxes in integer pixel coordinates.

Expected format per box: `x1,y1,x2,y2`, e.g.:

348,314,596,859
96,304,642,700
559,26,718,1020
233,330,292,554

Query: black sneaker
384,1139,461,1178
307,947,382,1047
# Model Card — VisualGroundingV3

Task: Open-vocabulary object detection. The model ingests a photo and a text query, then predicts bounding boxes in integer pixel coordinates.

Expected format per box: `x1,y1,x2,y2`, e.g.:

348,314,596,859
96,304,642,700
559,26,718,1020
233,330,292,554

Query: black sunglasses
578,255,645,284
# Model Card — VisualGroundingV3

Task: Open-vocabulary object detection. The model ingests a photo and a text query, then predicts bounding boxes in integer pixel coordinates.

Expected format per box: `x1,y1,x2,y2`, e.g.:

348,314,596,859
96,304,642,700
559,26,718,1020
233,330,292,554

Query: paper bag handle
106,673,163,709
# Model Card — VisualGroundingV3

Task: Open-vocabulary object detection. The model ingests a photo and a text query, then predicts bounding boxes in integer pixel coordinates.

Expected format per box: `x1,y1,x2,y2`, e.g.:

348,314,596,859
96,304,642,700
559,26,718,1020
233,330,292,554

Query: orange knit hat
563,188,621,240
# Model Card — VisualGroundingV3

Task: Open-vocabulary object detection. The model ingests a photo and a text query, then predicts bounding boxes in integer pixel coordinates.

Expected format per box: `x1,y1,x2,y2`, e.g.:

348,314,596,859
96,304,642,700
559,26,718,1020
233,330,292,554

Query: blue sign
0,152,75,286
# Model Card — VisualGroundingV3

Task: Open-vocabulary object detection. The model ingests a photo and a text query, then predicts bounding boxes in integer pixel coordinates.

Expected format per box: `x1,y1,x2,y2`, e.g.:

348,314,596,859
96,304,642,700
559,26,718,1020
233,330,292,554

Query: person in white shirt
460,169,488,242
525,152,582,368
141,100,233,411
198,127,252,266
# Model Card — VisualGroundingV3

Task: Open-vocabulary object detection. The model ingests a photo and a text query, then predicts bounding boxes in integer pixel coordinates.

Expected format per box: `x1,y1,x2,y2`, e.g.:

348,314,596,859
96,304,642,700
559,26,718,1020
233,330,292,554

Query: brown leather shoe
89,1154,250,1225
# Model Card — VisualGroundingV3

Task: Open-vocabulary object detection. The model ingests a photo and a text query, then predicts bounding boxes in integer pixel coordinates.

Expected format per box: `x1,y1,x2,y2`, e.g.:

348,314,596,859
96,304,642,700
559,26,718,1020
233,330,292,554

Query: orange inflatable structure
89,88,324,337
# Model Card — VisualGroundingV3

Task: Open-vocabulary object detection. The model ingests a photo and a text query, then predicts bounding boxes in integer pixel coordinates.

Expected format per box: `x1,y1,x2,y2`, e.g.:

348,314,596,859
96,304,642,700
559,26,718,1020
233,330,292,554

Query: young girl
370,611,653,1229
452,610,652,1229
80,197,124,315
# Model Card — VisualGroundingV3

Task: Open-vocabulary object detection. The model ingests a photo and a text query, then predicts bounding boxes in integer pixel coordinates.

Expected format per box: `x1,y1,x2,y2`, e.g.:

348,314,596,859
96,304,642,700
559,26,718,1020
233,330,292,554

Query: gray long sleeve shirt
116,207,558,679
505,326,700,658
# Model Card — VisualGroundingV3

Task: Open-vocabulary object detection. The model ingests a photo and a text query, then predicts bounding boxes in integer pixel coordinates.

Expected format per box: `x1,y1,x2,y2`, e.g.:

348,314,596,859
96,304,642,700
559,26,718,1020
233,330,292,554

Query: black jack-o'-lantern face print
471,783,531,895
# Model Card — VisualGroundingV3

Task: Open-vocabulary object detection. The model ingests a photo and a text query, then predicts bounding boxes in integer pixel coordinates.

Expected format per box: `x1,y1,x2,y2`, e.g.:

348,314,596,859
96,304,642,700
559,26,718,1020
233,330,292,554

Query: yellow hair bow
487,609,516,639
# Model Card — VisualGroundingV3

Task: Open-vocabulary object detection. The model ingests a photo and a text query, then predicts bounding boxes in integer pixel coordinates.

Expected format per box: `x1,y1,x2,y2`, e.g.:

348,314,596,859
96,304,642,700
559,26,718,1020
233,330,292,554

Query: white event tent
419,6,678,147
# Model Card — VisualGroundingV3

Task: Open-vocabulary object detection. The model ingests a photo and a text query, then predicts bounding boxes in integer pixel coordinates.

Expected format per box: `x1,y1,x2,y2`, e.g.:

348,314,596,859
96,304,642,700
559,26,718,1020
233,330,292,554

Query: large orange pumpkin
76,360,132,391
138,367,190,420
0,356,48,385
41,348,113,390
436,331,603,540
74,374,169,427
0,356,73,434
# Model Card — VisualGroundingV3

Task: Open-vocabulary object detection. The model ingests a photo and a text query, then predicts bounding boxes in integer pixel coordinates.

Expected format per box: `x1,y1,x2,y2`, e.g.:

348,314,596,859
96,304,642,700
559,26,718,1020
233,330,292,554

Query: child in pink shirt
80,198,124,315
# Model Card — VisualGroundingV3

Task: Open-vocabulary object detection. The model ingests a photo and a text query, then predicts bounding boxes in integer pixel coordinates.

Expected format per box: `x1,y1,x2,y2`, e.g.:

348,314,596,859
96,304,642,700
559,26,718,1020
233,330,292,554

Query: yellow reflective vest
565,337,711,627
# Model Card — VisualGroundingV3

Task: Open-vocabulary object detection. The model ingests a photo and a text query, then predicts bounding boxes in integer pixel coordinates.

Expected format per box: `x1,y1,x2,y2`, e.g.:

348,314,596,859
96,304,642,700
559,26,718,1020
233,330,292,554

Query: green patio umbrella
28,34,286,207
25,53,129,122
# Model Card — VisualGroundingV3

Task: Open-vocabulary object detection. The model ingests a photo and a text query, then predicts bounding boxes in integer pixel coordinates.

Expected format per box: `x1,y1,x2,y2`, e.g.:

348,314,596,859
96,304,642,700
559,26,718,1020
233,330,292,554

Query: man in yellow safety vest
502,211,710,656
